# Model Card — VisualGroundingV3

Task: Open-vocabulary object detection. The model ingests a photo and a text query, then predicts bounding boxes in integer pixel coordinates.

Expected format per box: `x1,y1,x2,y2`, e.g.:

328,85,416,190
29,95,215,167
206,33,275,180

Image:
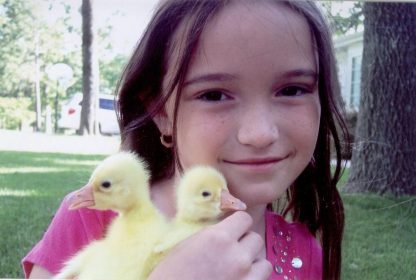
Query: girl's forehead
162,0,317,94
212,1,309,33
188,1,316,77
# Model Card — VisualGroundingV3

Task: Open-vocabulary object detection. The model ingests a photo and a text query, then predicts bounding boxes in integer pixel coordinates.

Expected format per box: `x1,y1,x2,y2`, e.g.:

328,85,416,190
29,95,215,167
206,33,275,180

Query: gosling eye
101,181,111,189
201,191,211,197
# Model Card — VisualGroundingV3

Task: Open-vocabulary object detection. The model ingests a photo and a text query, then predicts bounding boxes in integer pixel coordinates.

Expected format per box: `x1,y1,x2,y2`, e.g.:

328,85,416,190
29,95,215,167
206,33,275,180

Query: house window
350,55,362,109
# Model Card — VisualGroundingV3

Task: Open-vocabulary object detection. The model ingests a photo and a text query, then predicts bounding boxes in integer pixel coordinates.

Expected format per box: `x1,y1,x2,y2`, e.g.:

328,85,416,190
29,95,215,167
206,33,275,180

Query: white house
333,31,363,112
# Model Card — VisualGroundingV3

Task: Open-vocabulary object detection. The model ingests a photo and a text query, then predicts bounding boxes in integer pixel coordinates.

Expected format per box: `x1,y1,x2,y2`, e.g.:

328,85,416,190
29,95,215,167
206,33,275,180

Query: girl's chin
227,182,288,207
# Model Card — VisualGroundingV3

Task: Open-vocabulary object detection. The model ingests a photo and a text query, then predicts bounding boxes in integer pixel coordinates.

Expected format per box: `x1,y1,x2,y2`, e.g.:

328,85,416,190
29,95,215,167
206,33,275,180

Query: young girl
23,0,347,279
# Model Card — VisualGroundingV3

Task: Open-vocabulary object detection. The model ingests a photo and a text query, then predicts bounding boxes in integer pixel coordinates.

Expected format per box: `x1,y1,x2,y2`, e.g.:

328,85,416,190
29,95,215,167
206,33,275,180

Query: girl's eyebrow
183,73,237,87
281,69,318,81
183,69,317,87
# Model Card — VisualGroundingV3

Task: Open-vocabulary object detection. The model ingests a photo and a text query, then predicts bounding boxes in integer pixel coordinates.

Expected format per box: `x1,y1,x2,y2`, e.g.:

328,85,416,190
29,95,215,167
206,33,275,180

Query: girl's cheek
176,114,230,165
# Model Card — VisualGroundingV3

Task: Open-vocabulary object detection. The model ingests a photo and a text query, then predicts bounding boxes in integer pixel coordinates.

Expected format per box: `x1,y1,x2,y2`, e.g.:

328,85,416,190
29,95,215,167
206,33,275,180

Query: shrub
0,97,35,130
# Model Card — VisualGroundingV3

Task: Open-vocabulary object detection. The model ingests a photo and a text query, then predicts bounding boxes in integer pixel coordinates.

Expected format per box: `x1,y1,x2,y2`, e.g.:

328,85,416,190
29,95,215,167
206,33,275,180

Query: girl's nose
237,104,279,148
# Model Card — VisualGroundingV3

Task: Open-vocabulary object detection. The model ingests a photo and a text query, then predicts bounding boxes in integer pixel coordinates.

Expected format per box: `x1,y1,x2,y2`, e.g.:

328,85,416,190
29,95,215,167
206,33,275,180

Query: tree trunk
345,3,416,196
34,32,42,131
79,0,99,135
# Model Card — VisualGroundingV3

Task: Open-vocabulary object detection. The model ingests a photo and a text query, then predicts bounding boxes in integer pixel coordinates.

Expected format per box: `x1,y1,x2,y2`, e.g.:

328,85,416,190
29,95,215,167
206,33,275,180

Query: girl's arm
28,265,53,279
148,211,272,280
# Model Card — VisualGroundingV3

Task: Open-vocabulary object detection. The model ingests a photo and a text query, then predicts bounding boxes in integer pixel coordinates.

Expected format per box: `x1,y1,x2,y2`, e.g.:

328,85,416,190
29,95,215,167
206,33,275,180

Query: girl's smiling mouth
222,155,289,172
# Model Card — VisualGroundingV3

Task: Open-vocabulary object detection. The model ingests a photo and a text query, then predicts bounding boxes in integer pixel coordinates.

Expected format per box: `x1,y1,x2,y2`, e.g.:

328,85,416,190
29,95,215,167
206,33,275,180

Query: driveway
0,129,120,155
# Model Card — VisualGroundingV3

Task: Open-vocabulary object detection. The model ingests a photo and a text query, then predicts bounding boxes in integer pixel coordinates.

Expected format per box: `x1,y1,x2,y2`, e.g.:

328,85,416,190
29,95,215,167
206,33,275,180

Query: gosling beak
68,183,95,210
220,189,247,211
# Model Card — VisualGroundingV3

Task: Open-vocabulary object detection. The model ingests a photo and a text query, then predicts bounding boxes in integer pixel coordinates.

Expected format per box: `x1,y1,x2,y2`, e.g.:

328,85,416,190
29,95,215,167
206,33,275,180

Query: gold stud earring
160,134,173,148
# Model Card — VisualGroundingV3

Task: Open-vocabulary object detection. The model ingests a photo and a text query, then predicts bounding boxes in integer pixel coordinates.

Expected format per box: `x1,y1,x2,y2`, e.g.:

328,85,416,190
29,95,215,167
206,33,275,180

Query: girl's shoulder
265,210,322,280
48,191,117,242
22,191,117,277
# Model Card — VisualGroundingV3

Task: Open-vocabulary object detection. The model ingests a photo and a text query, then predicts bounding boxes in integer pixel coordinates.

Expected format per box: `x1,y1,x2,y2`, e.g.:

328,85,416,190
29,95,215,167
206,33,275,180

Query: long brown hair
116,1,348,279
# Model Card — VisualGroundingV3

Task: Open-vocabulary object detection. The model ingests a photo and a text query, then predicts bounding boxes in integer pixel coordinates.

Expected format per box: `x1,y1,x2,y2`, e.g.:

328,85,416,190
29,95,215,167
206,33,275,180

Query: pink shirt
22,194,322,279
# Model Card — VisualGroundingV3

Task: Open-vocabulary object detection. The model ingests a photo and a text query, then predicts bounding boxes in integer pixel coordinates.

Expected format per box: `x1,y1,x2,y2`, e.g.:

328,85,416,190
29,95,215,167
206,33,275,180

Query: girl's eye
197,90,228,101
278,86,311,97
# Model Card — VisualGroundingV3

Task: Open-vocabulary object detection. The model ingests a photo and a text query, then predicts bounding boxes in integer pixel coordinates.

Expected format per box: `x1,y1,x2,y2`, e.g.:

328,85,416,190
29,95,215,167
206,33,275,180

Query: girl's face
163,1,321,207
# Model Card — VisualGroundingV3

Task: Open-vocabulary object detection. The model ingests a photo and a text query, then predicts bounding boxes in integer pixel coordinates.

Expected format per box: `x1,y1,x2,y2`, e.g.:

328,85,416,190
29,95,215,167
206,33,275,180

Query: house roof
333,31,363,49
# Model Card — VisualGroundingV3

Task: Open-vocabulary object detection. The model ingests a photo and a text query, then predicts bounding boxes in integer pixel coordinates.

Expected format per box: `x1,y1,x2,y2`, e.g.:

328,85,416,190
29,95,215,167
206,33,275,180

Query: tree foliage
0,0,81,131
0,0,127,131
320,1,364,36
0,97,34,129
100,54,127,94
0,0,37,97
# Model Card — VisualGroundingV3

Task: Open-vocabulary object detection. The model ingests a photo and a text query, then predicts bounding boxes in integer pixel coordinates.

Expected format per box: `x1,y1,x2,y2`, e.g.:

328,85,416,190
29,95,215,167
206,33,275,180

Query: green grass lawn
0,151,415,278
0,151,105,278
341,193,415,279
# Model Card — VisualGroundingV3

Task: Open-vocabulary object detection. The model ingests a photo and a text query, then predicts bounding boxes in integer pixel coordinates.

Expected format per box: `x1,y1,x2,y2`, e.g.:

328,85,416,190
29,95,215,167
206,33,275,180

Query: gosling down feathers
142,166,246,278
54,152,168,280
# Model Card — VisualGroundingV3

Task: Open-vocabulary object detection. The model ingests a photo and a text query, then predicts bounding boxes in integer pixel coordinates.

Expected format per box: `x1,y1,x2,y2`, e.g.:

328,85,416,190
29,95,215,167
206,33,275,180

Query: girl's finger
245,259,273,280
238,231,264,259
214,211,253,240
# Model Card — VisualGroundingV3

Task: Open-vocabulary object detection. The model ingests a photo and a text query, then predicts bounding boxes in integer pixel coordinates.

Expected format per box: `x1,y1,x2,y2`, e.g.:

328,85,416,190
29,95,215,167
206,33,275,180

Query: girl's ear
153,110,173,136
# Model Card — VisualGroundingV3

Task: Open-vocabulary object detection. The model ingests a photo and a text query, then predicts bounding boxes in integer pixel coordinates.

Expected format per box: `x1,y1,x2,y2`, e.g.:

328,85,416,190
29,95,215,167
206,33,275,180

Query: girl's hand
147,211,273,280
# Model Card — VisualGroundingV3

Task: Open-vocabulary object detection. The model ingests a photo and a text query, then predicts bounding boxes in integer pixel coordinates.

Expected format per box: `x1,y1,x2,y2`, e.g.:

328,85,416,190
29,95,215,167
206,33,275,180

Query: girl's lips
222,156,288,172
223,156,287,165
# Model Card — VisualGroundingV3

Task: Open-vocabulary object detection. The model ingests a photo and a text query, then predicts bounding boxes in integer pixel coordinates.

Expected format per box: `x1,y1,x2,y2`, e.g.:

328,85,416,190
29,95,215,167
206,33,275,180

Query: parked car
58,93,120,135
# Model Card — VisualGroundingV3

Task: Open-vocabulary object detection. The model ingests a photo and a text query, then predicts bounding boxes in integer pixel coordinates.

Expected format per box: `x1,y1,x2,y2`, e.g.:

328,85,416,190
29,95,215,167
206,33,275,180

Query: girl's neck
246,204,267,237
239,204,268,260
150,177,177,219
